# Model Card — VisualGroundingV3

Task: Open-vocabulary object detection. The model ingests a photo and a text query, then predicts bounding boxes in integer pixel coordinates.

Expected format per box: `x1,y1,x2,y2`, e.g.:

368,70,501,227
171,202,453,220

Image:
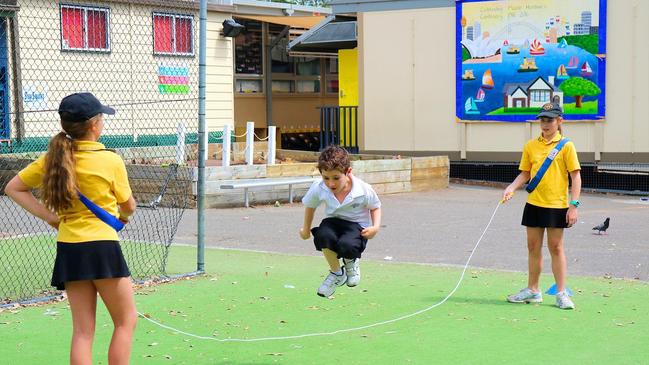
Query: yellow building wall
11,1,233,138
358,0,649,160
206,11,235,131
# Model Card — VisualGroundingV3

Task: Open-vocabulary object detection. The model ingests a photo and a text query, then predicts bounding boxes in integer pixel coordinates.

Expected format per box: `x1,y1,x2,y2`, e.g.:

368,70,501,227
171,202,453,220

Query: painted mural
158,64,190,94
456,0,606,122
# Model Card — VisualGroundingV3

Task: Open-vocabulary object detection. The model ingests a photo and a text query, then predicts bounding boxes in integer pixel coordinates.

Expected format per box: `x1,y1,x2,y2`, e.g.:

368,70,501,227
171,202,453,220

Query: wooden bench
220,176,319,207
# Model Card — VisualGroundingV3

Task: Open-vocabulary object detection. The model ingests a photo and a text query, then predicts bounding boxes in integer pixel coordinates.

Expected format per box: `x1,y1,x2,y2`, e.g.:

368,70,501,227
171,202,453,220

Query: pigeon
592,217,610,235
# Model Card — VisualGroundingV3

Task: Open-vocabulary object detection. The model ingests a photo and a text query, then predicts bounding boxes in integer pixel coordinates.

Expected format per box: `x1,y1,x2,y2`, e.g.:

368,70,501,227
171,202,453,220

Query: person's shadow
436,295,515,307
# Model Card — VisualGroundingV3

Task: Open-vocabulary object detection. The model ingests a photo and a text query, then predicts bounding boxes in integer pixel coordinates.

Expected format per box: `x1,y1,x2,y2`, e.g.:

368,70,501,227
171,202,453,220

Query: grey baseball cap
537,102,563,119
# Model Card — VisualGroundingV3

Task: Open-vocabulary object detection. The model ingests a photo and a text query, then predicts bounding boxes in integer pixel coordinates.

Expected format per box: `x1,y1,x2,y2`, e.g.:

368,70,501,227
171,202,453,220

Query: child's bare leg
547,228,567,292
66,280,98,365
94,277,137,365
526,227,544,292
322,248,342,272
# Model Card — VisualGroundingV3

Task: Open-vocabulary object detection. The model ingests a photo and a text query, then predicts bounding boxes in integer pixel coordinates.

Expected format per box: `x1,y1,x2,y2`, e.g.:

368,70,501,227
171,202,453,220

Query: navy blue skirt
52,241,131,290
521,203,570,229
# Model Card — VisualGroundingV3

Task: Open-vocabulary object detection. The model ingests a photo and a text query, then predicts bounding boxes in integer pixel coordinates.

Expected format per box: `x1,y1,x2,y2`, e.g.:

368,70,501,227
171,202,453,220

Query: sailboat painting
581,61,593,77
457,0,606,122
556,64,569,80
566,56,579,69
481,69,494,89
475,88,486,103
465,97,480,115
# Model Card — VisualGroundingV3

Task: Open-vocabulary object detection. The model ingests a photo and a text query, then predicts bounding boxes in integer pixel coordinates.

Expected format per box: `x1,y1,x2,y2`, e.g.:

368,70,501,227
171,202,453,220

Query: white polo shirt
302,174,381,228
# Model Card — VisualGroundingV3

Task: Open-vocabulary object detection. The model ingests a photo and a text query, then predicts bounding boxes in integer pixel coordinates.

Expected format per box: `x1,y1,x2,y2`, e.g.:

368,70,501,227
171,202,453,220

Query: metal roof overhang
288,16,357,55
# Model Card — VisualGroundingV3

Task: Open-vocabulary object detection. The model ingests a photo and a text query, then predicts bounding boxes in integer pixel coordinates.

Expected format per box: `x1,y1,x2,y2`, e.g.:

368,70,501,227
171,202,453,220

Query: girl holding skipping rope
5,92,137,364
502,102,581,310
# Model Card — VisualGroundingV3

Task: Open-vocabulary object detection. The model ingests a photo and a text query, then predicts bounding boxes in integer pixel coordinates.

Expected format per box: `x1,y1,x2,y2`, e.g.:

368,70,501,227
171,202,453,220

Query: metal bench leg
289,184,294,204
244,187,249,208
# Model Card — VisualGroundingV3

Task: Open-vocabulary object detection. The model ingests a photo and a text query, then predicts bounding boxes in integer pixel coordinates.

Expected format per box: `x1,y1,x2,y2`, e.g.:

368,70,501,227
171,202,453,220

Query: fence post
323,108,330,148
246,121,254,165
203,125,209,161
175,122,186,165
222,124,231,167
197,0,207,273
319,107,324,150
267,126,276,165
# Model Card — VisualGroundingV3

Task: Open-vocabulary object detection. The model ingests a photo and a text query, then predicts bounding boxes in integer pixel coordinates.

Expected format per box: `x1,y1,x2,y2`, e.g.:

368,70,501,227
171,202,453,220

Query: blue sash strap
525,138,570,193
77,192,125,232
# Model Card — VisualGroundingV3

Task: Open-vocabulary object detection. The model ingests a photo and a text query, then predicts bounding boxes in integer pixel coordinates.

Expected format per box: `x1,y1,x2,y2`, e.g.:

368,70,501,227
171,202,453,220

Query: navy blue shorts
51,241,131,290
311,217,367,259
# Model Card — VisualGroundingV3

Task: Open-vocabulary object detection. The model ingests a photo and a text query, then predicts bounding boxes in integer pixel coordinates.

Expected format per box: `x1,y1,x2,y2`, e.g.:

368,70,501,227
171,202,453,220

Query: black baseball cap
537,102,563,119
58,92,115,122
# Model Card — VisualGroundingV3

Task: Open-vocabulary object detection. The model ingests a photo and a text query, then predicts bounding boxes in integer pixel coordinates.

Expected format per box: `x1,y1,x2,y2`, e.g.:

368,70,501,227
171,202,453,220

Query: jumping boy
299,145,382,297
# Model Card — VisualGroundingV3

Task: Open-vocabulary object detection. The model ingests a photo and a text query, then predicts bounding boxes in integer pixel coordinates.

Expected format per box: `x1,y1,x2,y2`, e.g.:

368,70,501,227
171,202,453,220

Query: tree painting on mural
456,0,606,122
559,77,601,110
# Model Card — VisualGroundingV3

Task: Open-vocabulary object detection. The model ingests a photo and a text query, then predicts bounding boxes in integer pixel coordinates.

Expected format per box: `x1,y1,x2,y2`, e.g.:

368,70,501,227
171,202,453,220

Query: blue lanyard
525,138,570,193
77,192,125,232
73,148,124,232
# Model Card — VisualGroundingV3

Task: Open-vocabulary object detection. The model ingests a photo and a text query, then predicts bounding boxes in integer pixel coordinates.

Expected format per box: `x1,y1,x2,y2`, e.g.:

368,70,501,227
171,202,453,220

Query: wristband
569,200,580,208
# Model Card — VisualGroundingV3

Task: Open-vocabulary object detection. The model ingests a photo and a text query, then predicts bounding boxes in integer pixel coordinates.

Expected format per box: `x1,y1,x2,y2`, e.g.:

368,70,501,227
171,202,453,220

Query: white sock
332,269,343,276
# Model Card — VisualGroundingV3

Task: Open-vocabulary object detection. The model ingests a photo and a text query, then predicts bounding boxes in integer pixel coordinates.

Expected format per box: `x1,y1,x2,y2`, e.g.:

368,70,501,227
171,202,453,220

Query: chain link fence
0,0,210,303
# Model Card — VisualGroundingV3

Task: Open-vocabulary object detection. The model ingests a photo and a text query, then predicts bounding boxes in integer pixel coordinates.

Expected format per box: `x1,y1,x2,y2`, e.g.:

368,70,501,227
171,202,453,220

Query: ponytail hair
42,132,77,211
42,117,95,211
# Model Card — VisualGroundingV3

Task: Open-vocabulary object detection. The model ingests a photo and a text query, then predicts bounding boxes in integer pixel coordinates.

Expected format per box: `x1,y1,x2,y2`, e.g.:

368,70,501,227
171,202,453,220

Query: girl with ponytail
5,92,137,364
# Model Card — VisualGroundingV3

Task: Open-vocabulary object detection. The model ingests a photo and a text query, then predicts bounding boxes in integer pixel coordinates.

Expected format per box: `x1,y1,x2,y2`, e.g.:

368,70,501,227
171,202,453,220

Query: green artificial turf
2,245,648,364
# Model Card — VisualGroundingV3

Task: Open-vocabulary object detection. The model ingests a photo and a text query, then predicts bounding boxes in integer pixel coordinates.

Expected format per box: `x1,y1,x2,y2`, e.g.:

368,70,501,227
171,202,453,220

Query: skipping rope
137,200,505,343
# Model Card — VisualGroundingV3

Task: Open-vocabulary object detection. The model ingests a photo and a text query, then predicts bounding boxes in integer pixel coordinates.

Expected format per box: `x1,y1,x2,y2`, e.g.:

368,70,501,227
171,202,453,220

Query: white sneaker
556,291,575,310
507,288,543,303
343,258,361,287
317,268,347,297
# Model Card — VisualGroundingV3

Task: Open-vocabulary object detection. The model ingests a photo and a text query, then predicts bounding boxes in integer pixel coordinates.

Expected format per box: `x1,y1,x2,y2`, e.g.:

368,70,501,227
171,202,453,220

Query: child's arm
4,176,59,229
569,170,581,202
502,171,531,202
118,196,136,223
299,207,316,240
566,170,582,226
361,207,382,239
114,157,135,222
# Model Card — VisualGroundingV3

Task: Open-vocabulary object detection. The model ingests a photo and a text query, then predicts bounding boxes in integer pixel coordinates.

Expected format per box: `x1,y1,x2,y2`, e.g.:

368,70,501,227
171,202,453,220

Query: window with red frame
60,5,110,51
153,13,194,55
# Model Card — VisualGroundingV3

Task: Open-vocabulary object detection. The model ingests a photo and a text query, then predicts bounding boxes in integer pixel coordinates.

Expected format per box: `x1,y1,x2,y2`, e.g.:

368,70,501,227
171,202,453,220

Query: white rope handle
138,201,504,343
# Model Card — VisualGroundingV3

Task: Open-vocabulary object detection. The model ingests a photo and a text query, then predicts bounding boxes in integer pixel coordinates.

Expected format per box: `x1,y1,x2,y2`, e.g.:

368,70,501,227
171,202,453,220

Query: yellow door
338,48,358,148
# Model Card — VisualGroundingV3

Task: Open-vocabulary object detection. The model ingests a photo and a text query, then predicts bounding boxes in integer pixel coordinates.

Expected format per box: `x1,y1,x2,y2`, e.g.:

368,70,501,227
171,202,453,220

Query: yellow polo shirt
519,133,580,209
18,140,132,243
